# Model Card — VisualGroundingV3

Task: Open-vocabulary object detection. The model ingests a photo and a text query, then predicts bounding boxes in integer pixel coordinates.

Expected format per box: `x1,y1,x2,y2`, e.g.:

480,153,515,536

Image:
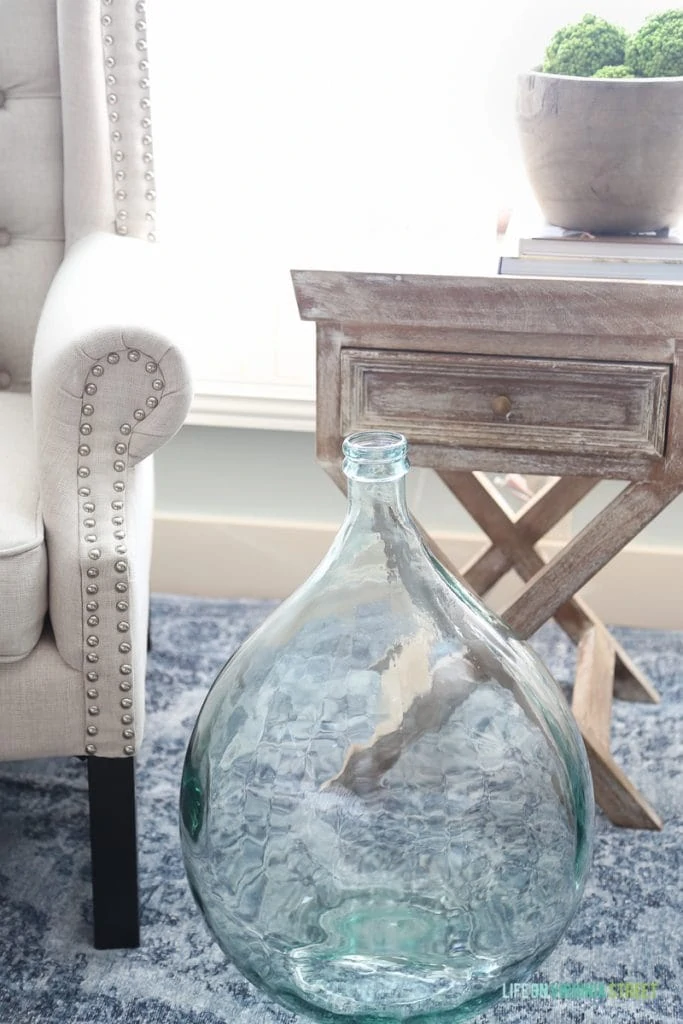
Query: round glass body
181,432,594,1023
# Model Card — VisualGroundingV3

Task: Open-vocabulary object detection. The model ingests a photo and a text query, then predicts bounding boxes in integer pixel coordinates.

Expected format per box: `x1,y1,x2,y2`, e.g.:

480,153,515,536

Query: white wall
155,426,483,531
152,426,683,629
155,425,683,542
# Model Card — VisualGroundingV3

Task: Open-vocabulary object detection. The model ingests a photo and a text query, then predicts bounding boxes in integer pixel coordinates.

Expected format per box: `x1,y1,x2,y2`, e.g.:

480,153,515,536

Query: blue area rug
0,596,681,1024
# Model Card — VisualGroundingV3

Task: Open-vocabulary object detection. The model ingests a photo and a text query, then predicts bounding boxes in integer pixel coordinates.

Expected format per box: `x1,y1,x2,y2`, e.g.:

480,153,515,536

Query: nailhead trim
79,347,166,755
101,0,156,239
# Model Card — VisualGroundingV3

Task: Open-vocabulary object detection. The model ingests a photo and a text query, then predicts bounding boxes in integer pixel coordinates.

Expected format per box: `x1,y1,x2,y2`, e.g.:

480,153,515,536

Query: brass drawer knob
491,394,512,418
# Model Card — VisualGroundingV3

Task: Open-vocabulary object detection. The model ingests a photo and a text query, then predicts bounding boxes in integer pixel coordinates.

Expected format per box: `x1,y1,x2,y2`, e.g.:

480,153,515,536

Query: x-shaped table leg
439,469,683,829
323,459,676,829
443,472,658,701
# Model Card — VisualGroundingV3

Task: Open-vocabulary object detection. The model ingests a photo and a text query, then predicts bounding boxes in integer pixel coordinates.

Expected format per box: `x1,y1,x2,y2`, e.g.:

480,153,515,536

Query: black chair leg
87,755,140,949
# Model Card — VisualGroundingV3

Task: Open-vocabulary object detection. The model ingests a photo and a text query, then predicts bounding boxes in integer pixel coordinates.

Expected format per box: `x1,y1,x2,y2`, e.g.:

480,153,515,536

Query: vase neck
346,475,411,524
342,431,412,526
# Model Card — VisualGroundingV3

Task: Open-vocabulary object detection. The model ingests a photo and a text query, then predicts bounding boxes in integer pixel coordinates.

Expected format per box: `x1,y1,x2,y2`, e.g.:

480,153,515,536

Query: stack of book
498,211,683,281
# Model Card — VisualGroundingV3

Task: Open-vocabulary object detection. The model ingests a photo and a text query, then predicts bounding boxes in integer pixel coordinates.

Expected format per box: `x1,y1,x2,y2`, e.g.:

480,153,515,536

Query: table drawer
340,350,670,460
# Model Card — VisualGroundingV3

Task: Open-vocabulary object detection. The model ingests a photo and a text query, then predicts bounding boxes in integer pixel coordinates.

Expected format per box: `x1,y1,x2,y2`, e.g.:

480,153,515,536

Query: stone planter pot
516,71,683,234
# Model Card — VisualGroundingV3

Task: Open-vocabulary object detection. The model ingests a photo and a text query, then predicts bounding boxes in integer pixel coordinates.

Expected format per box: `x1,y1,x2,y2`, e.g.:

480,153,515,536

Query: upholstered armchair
0,0,192,947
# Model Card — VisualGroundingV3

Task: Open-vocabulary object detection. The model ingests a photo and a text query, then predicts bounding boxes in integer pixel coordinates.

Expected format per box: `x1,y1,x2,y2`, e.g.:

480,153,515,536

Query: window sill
187,380,316,432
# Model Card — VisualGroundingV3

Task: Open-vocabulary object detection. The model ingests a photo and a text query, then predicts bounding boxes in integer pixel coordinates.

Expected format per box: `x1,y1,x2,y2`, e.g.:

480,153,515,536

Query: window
149,0,665,427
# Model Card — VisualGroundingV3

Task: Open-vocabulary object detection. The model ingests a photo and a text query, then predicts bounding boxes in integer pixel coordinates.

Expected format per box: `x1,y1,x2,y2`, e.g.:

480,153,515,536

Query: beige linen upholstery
30,232,192,756
0,393,47,662
0,0,193,765
0,0,63,392
58,0,158,247
0,633,83,760
0,0,193,948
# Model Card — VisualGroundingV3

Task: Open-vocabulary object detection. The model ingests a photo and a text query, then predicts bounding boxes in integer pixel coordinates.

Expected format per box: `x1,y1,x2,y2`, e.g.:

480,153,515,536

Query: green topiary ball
543,13,627,77
625,9,683,77
592,64,635,78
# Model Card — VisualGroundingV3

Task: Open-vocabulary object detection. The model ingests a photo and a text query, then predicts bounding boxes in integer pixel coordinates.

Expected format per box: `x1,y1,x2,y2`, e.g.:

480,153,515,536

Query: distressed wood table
293,270,683,830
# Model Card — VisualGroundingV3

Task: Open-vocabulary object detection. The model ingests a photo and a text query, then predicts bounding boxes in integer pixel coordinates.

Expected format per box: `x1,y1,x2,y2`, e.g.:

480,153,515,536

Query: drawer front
340,350,670,460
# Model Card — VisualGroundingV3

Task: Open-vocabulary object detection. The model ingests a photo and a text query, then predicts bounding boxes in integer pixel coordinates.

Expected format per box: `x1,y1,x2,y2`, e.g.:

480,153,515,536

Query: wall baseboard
152,513,683,631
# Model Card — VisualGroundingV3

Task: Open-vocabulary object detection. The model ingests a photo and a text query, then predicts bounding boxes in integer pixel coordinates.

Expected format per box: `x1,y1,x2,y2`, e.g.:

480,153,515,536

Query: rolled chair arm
33,231,192,465
31,232,193,756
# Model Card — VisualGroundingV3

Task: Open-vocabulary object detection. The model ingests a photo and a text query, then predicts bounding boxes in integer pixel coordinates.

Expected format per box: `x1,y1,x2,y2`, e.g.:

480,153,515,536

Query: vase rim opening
343,431,407,461
342,431,409,482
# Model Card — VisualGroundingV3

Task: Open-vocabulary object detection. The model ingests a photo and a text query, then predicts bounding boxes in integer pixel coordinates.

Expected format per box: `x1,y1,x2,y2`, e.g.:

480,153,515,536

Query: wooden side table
293,270,683,830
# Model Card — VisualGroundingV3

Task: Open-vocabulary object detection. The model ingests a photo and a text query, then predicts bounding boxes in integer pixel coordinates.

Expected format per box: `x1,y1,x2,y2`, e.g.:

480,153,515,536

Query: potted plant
516,10,683,233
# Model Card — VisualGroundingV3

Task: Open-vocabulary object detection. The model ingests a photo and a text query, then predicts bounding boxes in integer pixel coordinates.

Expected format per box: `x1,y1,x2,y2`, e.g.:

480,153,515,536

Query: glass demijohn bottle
180,431,594,1023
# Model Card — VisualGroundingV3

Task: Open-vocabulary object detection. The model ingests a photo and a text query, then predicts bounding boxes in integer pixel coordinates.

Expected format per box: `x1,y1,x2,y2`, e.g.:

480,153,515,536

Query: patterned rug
0,595,680,1024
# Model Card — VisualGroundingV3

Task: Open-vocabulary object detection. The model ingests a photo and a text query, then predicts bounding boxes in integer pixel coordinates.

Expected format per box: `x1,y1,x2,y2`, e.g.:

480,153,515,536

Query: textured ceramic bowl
516,71,683,234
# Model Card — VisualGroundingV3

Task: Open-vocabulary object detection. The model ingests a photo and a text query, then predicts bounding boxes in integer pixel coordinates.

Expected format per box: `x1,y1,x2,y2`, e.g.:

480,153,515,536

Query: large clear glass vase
180,432,594,1024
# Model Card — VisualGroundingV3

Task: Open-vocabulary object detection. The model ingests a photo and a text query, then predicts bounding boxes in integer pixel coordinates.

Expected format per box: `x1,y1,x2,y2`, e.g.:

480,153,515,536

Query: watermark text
502,981,659,1001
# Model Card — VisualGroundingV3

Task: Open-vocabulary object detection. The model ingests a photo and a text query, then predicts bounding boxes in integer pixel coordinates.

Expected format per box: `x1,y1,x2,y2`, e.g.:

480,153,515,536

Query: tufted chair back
0,0,155,395
0,0,63,393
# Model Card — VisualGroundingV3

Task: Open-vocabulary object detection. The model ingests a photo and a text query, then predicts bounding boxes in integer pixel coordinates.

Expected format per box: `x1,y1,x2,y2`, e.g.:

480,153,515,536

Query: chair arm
33,231,193,465
30,233,193,754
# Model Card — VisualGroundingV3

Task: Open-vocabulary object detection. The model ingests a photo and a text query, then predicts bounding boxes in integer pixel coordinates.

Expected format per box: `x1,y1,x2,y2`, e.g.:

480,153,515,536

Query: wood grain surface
293,269,683,341
341,348,669,461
